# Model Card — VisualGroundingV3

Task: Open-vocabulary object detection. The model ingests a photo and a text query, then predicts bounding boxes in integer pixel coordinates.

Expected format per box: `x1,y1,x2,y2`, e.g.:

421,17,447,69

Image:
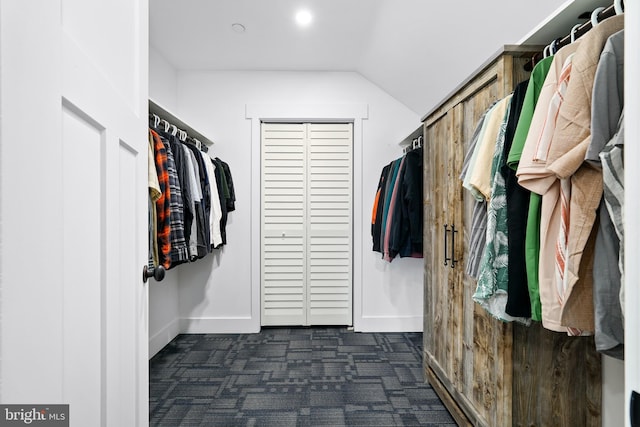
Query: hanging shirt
474,95,530,324
181,144,203,259
150,130,172,269
508,56,554,321
216,158,236,212
372,163,392,253
545,14,624,332
460,107,494,278
184,144,211,257
392,147,424,258
199,151,223,249
162,137,190,267
517,43,580,332
585,29,625,358
502,80,532,318
600,114,624,318
383,156,406,261
380,159,401,257
467,98,511,201
148,133,162,268
211,158,229,246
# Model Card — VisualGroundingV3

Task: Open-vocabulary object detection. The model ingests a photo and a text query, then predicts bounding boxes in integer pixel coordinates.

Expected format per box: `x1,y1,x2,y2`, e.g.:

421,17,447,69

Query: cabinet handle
443,224,450,266
450,224,459,269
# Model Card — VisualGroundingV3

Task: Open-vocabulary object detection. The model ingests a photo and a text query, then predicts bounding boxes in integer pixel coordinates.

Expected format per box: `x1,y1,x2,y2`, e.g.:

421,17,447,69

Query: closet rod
149,99,215,147
556,3,618,49
399,125,424,154
524,2,621,71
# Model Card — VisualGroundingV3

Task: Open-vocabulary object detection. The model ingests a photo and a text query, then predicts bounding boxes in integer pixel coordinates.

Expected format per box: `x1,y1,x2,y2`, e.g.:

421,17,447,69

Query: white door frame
246,104,368,332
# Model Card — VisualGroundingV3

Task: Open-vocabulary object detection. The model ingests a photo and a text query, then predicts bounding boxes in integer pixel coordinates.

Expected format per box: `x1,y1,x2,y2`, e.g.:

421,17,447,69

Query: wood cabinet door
424,64,514,427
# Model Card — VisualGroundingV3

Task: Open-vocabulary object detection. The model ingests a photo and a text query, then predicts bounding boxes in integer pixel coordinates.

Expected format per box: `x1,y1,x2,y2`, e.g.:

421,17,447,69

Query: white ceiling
150,0,609,115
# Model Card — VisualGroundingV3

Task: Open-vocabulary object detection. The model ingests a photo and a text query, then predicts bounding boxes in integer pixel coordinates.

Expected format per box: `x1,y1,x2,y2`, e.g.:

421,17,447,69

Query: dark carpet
149,327,455,426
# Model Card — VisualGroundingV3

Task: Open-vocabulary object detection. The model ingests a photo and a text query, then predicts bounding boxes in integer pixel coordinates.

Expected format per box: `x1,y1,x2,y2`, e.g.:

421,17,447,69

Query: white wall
148,46,181,357
171,70,423,333
149,46,178,111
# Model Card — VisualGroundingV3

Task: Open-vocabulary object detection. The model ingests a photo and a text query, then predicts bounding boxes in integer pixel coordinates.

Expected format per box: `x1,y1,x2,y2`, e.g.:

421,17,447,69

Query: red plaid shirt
150,130,172,269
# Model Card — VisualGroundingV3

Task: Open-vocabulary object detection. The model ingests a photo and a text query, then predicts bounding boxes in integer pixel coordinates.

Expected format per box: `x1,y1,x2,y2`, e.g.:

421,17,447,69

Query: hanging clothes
390,147,423,258
516,45,578,333
150,129,172,269
507,56,553,322
545,14,624,333
161,134,190,267
372,162,392,253
460,106,494,278
148,116,236,268
585,29,625,359
371,143,423,261
148,134,162,268
502,80,532,319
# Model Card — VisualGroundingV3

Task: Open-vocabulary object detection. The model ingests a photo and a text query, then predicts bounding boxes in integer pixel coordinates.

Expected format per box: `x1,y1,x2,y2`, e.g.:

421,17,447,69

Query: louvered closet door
262,124,307,325
307,123,352,325
261,123,353,326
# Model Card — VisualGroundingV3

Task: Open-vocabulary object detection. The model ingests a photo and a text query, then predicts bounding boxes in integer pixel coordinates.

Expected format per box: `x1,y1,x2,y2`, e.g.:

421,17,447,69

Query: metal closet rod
524,2,620,71
149,113,209,153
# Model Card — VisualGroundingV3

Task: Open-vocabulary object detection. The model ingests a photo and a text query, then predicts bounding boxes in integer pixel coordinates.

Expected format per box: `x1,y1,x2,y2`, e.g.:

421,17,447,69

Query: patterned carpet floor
149,327,455,426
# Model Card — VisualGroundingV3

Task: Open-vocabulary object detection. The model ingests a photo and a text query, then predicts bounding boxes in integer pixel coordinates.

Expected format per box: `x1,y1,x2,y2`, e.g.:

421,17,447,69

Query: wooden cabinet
422,46,602,427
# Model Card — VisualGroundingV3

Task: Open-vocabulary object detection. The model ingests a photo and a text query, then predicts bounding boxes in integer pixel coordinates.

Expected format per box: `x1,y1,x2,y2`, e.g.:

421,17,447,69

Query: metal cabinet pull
450,224,459,269
443,224,450,266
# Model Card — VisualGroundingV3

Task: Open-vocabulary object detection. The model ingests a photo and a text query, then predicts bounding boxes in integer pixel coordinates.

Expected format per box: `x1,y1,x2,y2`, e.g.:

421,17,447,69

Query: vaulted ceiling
150,0,610,115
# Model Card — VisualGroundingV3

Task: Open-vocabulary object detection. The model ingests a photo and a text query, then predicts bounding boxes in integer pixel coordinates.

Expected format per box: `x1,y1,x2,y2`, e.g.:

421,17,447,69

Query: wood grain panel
512,323,601,426
423,48,601,427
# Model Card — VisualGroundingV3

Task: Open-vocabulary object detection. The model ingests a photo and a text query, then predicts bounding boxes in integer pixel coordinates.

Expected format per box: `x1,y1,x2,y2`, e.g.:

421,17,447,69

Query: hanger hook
543,44,550,58
570,24,581,43
614,0,623,15
591,6,605,27
550,39,559,54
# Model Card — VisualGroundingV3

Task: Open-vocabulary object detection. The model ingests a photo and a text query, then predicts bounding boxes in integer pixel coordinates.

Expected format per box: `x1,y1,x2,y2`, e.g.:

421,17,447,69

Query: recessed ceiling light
231,23,246,33
295,10,313,27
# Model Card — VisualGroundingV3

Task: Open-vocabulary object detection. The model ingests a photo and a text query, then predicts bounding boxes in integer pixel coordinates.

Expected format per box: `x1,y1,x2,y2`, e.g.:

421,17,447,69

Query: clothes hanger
570,24,581,43
614,0,623,15
543,44,551,58
591,6,606,26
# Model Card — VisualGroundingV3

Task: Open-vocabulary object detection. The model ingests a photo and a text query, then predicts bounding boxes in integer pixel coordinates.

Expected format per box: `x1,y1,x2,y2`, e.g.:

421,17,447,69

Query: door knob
143,265,165,283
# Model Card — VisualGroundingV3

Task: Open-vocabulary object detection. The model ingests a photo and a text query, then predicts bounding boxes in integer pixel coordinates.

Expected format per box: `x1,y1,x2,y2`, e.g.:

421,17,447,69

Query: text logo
0,405,68,427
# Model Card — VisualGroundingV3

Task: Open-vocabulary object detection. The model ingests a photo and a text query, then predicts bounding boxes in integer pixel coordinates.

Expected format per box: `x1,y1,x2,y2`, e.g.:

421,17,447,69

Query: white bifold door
261,123,353,326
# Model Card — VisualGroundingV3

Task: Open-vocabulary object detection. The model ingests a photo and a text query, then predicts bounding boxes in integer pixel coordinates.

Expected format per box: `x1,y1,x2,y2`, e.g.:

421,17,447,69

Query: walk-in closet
1,0,639,426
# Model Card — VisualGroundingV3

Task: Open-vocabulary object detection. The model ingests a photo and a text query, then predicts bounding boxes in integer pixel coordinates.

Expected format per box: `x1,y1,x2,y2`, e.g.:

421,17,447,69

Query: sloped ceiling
150,0,609,115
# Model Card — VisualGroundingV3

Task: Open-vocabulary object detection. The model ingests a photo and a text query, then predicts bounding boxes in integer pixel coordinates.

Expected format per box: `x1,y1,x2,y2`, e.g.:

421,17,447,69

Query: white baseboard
356,315,424,333
148,318,181,358
179,316,260,334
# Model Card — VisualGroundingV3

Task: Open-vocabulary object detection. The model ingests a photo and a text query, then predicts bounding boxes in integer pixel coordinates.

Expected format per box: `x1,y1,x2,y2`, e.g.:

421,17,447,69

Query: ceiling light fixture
295,10,313,27
231,23,246,33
